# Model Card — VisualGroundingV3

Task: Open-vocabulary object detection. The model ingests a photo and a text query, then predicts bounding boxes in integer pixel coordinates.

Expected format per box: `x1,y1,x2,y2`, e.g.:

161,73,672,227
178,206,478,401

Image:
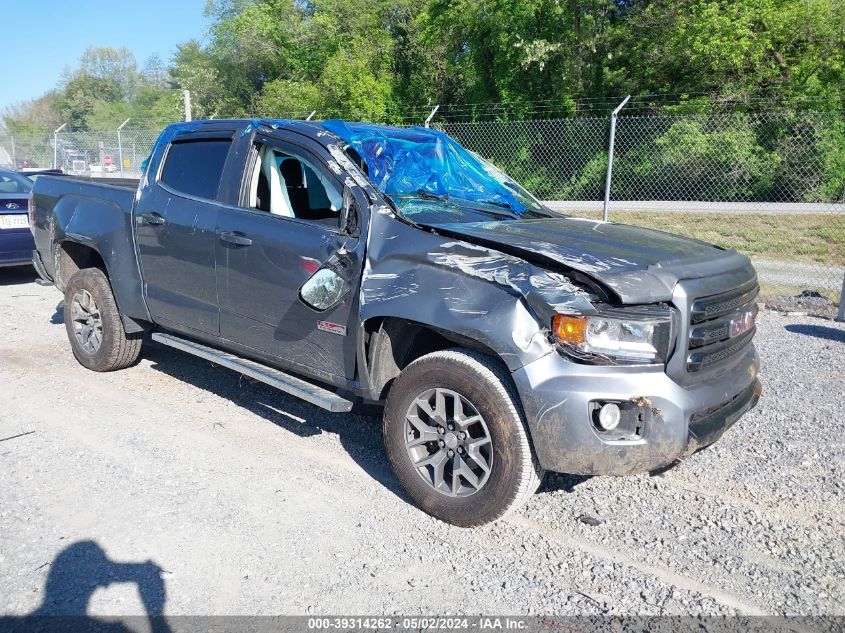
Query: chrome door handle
141,212,166,226
218,231,252,246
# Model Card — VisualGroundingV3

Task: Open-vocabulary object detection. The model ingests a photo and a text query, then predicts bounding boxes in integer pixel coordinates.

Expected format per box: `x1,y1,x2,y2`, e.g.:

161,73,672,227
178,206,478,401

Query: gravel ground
1,267,843,617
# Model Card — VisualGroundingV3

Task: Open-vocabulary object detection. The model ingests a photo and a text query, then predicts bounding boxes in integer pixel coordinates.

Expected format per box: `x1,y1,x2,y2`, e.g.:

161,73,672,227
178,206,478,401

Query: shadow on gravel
143,343,411,504
0,266,38,286
538,472,591,494
784,323,845,344
0,540,170,633
51,300,64,324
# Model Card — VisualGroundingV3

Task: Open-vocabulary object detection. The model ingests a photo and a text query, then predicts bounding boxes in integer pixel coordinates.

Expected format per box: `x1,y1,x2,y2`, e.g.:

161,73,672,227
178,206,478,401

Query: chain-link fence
0,129,159,178
2,111,843,310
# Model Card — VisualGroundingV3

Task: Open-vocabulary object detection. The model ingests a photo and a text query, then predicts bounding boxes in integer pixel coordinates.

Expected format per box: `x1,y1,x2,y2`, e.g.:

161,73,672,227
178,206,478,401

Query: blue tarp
321,120,529,212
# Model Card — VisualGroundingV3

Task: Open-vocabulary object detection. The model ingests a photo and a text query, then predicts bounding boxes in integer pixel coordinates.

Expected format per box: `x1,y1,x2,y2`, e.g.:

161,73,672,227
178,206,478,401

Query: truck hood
429,216,754,304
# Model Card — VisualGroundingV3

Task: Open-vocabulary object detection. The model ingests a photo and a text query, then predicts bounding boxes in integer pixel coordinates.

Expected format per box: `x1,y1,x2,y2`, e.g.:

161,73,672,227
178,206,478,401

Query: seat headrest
279,158,305,187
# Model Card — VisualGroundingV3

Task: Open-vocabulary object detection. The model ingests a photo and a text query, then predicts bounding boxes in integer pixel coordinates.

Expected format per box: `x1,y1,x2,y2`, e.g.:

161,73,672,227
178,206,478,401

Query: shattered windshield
321,120,553,221
388,194,550,225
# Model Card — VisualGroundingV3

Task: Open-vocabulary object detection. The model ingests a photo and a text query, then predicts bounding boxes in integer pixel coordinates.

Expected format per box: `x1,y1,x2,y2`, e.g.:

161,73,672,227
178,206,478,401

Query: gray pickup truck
30,119,761,526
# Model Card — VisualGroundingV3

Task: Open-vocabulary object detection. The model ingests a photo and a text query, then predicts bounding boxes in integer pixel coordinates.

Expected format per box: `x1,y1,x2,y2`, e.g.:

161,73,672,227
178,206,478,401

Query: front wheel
383,349,543,527
63,268,142,372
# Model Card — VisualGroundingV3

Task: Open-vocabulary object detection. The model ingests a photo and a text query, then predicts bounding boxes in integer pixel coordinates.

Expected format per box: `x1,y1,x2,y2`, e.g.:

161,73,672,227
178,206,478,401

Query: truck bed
30,174,149,325
67,176,140,189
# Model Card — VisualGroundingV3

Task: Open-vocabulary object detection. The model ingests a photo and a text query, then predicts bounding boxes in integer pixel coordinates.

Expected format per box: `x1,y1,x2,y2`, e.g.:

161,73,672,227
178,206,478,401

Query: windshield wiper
477,199,513,209
404,190,521,220
414,189,450,202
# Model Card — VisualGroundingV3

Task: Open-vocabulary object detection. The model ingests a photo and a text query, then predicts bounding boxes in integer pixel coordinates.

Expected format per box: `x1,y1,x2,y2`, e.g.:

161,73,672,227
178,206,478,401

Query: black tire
383,349,543,527
63,268,142,372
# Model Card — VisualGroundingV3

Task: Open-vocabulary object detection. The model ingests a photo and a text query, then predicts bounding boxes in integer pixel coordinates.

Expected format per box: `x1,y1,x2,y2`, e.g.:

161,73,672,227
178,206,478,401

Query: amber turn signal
552,315,588,345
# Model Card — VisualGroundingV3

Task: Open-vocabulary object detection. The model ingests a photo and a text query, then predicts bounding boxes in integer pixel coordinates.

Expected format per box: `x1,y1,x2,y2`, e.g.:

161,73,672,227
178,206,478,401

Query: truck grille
686,280,759,373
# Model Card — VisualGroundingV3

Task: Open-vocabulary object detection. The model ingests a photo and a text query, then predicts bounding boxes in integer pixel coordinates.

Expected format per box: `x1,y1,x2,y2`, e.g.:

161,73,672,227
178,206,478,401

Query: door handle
218,231,253,246
141,212,166,226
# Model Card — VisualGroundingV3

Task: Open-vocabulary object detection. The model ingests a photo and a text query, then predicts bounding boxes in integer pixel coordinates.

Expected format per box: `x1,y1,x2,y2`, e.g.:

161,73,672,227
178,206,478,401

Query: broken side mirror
340,185,361,237
300,267,349,311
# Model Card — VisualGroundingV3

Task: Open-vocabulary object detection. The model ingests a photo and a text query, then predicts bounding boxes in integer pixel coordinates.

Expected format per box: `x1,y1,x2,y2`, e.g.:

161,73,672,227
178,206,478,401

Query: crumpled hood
430,216,754,304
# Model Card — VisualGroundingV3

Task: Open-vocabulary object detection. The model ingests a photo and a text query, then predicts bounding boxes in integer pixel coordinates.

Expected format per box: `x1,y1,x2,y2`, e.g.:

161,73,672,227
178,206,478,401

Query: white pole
837,272,845,322
53,123,67,170
183,90,192,122
10,136,16,168
424,105,440,128
117,118,130,178
306,111,316,121
602,95,631,222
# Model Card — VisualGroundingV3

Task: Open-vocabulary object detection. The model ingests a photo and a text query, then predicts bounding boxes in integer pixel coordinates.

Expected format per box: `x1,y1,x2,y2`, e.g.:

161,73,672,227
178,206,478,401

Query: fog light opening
597,403,621,431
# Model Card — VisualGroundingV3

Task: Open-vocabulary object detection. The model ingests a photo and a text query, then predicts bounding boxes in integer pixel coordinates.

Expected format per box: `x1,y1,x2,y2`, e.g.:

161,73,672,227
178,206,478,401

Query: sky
3,0,212,112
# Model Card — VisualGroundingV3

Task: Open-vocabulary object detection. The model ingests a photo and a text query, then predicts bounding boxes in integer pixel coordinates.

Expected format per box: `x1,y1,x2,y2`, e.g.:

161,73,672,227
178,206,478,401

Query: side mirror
300,267,349,311
340,185,360,237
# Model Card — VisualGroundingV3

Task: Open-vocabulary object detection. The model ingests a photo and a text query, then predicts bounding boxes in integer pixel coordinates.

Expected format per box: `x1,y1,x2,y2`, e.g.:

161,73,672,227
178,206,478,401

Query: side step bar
151,332,353,413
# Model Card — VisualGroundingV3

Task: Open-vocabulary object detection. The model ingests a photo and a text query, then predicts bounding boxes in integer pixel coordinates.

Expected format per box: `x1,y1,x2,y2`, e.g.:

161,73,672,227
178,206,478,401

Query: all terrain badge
318,321,347,336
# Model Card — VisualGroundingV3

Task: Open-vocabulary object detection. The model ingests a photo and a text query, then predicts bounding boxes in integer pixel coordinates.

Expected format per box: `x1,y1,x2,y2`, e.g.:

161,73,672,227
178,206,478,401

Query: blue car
0,168,35,267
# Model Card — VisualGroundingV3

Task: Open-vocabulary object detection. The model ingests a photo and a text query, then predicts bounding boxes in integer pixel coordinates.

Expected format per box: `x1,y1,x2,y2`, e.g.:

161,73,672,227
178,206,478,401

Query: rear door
215,132,363,382
134,131,233,334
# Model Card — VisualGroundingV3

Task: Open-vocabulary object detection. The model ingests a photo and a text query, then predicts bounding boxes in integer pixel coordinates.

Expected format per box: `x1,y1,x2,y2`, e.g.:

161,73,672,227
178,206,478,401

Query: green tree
612,0,845,106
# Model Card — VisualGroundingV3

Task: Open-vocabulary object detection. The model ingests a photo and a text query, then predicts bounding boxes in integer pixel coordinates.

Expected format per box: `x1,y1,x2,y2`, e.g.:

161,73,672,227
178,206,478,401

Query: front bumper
512,345,760,475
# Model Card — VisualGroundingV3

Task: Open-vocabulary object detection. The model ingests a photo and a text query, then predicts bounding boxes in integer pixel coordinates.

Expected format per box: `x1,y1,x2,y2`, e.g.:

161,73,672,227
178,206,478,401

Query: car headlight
552,308,674,364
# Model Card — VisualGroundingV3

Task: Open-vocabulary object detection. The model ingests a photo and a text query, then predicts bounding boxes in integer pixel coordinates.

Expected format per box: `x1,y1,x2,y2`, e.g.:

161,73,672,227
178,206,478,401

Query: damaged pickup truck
30,119,761,526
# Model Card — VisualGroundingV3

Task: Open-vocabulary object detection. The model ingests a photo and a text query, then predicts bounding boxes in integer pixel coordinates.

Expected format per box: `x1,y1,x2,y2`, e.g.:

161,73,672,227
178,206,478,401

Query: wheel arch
361,316,513,402
54,239,147,334
54,239,106,292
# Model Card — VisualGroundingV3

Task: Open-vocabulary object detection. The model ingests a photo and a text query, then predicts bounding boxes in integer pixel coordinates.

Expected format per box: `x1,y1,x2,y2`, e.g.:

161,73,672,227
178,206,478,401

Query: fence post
602,95,630,222
10,135,15,168
52,123,67,170
306,111,316,121
117,118,130,178
837,272,845,322
424,105,440,128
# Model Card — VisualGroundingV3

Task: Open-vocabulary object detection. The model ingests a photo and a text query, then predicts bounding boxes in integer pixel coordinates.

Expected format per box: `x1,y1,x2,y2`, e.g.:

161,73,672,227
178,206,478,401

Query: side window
247,143,343,227
160,138,231,200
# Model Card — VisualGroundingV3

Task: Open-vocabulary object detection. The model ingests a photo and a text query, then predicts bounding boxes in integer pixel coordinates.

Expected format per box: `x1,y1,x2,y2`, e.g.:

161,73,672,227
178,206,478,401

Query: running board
151,332,353,413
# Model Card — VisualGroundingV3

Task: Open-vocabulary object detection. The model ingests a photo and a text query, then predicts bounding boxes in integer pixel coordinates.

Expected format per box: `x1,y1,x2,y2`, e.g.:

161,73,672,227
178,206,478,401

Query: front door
135,132,233,334
215,134,362,381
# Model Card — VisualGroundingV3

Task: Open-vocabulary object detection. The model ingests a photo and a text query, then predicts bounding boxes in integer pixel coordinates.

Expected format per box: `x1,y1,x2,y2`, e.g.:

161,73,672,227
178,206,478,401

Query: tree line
3,0,843,203
3,0,844,134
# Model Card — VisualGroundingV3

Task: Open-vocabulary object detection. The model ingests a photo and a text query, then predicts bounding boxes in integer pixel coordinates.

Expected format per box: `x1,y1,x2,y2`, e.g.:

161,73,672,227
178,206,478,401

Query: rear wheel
383,349,542,527
63,268,142,372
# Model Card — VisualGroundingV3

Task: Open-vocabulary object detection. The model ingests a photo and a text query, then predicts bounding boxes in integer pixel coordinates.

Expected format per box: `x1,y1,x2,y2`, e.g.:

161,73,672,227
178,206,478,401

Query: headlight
552,308,673,364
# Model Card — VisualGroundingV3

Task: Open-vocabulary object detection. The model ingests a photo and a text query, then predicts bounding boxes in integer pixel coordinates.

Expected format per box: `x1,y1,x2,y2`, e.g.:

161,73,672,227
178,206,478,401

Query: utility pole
53,123,67,170
602,95,631,222
117,118,130,178
183,90,192,122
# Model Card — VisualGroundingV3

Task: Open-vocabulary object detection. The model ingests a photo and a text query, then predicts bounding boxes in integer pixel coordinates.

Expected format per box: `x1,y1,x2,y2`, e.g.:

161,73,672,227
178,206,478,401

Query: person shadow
0,540,171,633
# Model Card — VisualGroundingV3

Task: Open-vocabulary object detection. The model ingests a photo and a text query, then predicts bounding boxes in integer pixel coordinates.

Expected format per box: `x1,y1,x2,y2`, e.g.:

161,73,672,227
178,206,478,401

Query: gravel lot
1,266,843,617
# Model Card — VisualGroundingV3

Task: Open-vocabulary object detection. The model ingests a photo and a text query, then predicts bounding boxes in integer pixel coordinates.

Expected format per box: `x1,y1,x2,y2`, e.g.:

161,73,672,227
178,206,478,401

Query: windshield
321,120,553,222
0,170,33,194
388,194,551,225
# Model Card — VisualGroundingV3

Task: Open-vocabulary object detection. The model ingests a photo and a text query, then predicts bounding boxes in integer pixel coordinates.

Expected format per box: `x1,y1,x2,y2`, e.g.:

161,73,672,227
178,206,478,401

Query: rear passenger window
160,139,231,200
